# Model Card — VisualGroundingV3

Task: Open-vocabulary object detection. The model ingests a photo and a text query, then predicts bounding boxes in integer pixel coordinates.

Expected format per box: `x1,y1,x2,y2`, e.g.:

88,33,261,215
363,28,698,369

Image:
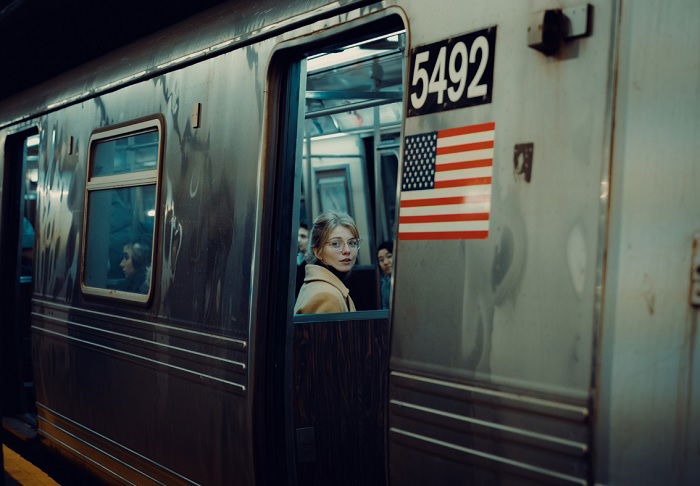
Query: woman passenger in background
117,241,150,294
377,240,393,309
294,211,359,314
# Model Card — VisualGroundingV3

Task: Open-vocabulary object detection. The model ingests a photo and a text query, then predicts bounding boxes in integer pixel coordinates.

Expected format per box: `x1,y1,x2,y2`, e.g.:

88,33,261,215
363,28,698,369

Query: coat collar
304,264,350,298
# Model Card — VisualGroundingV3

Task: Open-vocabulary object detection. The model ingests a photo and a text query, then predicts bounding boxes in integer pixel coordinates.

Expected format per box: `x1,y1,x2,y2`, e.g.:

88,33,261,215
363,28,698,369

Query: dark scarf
318,261,352,282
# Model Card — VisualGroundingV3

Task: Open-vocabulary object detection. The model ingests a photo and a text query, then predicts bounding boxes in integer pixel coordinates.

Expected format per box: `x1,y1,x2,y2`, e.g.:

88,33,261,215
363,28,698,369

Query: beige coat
294,264,356,314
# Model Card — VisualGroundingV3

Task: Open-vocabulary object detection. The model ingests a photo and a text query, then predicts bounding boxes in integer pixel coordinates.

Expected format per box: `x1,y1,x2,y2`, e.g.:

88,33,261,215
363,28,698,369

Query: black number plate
407,27,497,117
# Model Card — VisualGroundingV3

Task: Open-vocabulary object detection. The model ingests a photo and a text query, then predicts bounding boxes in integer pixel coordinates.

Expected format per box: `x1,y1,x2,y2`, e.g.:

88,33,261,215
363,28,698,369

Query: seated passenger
377,240,393,309
294,211,359,314
117,241,150,294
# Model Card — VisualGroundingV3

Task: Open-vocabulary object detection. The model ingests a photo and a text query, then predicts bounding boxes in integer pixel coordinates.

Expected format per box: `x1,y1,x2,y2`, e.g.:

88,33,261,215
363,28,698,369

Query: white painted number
410,51,430,110
467,35,489,99
428,46,448,104
410,31,493,113
447,41,467,102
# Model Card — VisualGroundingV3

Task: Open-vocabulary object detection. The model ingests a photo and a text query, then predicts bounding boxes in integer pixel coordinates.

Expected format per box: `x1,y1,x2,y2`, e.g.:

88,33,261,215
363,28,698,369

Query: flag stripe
438,122,495,138
400,202,490,216
436,130,495,147
434,177,491,189
400,213,490,224
400,196,464,207
435,159,492,172
399,220,490,232
437,149,493,164
436,140,494,155
400,184,491,200
435,166,492,181
399,231,489,240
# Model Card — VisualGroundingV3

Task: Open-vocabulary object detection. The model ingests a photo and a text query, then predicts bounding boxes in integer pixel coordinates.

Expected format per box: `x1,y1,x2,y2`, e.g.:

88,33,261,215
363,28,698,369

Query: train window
292,28,405,314
81,118,162,302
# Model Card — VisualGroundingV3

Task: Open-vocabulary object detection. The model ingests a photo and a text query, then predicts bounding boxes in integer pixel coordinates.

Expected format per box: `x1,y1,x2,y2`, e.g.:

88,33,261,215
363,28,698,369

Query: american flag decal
398,122,495,240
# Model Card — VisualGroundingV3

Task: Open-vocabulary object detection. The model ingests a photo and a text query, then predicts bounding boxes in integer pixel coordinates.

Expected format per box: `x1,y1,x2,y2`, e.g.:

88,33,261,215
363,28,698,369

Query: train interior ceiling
296,29,405,310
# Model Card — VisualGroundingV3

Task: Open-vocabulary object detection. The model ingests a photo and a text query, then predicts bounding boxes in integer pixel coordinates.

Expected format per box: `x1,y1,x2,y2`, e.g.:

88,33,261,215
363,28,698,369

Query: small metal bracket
528,3,592,56
562,4,592,39
690,234,700,307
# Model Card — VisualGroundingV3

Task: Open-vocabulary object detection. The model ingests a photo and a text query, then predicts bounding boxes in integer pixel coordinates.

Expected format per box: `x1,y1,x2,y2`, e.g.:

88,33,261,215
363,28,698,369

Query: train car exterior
0,0,698,485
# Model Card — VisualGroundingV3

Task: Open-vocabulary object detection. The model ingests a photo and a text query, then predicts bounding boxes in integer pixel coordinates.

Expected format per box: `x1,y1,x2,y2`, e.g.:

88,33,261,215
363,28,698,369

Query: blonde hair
306,211,359,264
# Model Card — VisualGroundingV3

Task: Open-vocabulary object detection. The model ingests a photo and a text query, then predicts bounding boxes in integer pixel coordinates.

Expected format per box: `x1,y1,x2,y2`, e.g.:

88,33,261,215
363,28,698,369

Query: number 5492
407,27,496,117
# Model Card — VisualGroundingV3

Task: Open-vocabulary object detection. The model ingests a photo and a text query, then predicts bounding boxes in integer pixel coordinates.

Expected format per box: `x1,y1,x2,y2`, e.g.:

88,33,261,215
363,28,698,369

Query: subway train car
0,0,698,485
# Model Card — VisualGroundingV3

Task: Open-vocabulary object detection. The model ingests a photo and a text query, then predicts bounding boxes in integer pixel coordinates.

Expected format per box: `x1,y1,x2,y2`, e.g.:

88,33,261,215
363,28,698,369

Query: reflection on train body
0,1,697,485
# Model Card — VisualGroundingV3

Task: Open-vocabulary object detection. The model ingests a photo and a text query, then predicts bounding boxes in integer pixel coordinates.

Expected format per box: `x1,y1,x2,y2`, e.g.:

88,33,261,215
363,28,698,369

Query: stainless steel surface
0,0,697,483
390,0,616,483
37,403,199,485
1,3,398,483
596,0,700,484
0,0,377,129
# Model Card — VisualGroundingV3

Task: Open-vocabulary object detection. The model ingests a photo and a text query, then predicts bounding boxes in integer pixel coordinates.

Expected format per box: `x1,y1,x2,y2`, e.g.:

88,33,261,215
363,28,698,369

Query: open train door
256,12,406,486
0,129,39,440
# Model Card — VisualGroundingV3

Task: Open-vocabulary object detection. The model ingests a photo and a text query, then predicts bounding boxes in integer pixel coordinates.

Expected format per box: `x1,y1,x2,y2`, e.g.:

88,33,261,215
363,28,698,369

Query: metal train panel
596,1,700,484
0,0,697,485
388,0,616,483
28,39,275,484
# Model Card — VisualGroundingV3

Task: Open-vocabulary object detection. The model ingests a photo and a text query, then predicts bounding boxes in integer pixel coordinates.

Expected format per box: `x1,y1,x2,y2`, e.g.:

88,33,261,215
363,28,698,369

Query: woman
376,240,393,309
294,211,360,314
117,241,150,294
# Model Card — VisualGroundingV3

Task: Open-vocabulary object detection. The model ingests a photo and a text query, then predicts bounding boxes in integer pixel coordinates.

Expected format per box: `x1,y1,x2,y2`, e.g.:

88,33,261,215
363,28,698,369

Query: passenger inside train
82,124,159,299
291,29,404,312
294,211,359,314
117,241,150,294
376,240,393,309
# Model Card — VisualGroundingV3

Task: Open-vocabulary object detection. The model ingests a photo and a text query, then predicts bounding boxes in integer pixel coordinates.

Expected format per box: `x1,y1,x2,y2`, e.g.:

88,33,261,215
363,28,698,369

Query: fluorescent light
26,135,39,147
307,30,405,72
307,46,376,72
146,209,156,217
310,132,348,141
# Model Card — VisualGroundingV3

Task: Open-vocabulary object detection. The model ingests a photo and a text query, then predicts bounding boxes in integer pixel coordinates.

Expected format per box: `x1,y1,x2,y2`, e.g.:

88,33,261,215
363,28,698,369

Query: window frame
80,116,164,303
287,22,406,318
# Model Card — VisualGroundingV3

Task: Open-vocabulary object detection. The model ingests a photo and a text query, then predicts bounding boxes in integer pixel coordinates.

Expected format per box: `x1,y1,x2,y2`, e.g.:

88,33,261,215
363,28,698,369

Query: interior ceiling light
307,30,404,73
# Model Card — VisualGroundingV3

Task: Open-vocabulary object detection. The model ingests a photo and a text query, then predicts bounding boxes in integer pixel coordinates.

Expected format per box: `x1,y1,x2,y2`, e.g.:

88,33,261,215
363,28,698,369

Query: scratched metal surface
1,1,384,484
596,1,700,484
389,0,616,484
0,0,375,129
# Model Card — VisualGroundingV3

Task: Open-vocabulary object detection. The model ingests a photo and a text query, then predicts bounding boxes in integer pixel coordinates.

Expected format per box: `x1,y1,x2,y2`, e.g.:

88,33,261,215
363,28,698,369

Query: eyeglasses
326,238,361,252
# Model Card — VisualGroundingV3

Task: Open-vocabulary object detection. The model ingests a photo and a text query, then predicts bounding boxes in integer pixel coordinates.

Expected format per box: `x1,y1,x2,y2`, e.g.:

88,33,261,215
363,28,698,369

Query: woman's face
120,246,135,277
377,248,392,275
314,226,358,273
